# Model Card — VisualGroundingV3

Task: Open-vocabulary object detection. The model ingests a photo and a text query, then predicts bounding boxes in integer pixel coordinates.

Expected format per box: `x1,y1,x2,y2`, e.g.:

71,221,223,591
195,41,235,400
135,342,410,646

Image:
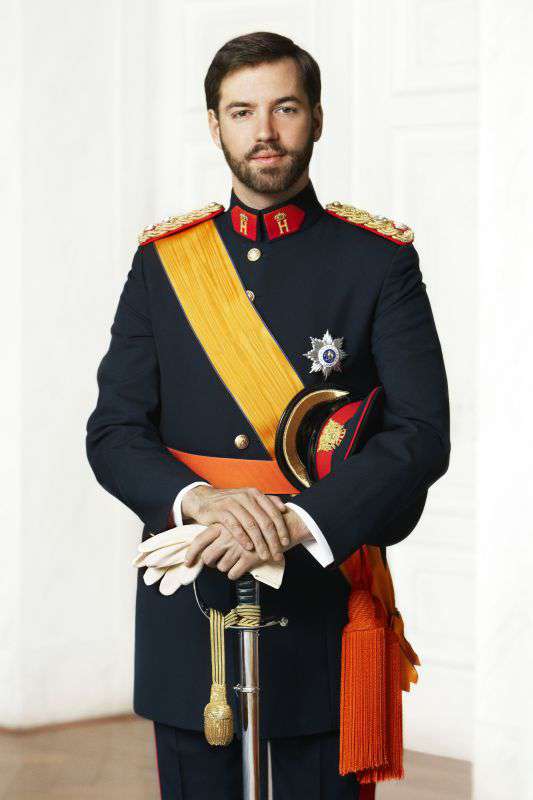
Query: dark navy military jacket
85,179,450,738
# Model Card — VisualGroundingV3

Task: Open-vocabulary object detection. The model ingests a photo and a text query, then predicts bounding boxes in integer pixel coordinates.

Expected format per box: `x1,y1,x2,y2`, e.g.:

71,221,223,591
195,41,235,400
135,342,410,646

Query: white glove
132,523,285,595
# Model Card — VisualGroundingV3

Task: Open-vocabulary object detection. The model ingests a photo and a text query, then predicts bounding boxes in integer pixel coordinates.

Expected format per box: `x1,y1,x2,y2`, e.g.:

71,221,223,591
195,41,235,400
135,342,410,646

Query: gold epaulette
325,201,414,245
138,201,225,246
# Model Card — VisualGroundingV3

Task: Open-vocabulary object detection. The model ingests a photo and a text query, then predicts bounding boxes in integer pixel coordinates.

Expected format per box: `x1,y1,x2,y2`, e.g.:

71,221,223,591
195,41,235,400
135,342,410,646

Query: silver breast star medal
303,329,348,379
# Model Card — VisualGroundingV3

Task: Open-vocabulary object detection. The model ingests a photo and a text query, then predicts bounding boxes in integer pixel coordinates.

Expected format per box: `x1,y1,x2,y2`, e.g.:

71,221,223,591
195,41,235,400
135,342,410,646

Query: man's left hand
184,507,311,580
184,523,272,580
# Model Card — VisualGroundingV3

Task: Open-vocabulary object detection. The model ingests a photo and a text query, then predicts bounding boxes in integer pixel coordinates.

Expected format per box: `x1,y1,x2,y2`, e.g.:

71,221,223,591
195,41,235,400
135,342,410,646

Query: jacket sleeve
85,245,207,533
288,242,451,568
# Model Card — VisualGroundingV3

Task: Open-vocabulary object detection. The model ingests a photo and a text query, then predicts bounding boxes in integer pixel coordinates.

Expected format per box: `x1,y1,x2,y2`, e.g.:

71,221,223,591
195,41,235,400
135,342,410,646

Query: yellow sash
155,221,303,457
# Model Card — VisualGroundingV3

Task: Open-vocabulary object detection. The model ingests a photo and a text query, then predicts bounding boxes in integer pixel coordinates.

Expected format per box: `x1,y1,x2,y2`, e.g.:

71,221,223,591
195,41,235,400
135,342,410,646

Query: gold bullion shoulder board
138,201,225,246
325,201,414,245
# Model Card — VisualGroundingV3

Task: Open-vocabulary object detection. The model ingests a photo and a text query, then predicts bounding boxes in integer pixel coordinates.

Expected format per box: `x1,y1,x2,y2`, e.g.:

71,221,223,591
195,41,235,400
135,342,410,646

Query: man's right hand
181,485,290,562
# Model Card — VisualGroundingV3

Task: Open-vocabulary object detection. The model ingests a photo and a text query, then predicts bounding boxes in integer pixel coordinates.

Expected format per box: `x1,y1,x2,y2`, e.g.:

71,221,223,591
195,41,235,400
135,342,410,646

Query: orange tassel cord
338,545,420,785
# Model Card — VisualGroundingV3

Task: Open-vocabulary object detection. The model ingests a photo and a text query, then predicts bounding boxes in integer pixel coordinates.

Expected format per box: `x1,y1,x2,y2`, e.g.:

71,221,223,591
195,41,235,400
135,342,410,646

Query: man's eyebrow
224,95,303,112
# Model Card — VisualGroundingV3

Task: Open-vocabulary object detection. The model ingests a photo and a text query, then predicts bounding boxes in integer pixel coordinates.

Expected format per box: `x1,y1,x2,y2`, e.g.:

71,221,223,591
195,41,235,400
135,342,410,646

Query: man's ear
207,108,222,149
312,102,323,142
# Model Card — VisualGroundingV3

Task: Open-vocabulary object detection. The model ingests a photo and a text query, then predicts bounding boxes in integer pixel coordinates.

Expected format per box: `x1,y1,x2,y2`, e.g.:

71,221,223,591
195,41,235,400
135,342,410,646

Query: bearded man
86,29,450,800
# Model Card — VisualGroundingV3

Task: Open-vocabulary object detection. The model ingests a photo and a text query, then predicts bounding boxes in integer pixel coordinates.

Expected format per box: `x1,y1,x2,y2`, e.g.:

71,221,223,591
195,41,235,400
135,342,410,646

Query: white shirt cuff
173,481,211,525
285,502,334,567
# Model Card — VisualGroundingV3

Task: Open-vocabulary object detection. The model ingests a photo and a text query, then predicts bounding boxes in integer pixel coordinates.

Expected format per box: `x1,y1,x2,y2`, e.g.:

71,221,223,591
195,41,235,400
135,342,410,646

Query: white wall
1,0,150,726
350,0,479,763
3,2,532,794
474,3,533,798
1,0,24,729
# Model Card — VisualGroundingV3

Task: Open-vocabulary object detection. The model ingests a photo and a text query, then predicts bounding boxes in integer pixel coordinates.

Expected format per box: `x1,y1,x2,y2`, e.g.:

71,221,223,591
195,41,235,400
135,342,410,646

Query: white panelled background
351,0,478,765
2,1,532,798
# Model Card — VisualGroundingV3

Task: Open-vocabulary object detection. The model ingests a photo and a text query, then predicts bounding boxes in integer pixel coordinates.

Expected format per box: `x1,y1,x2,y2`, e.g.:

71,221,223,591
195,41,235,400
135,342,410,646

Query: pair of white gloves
132,523,285,594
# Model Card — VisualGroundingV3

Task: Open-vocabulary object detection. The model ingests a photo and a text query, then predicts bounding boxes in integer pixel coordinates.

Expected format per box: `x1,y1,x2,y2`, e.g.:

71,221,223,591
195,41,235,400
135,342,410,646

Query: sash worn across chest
155,220,304,458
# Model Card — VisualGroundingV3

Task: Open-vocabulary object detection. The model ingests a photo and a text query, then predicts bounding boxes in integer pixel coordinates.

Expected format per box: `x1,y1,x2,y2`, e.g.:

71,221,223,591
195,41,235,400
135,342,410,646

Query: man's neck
231,172,310,211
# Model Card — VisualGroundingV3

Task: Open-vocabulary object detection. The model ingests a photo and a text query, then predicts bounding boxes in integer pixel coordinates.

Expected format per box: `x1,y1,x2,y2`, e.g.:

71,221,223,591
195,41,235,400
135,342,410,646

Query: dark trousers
152,722,375,799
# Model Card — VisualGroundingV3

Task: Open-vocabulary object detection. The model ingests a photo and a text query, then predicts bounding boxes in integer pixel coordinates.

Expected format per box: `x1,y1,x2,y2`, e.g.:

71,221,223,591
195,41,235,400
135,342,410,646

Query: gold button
234,434,249,450
245,289,255,302
247,247,261,262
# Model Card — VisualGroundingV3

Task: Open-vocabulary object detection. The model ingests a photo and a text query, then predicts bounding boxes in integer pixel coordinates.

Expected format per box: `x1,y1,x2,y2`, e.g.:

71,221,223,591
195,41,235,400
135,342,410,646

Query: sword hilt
235,573,260,606
192,578,288,629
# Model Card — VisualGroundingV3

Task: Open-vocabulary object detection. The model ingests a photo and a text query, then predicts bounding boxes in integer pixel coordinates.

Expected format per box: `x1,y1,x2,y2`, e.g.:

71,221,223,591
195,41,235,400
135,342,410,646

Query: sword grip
235,573,259,606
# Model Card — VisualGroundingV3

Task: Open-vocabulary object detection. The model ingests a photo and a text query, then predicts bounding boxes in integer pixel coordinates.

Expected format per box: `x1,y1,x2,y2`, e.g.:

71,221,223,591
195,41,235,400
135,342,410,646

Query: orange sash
156,221,420,784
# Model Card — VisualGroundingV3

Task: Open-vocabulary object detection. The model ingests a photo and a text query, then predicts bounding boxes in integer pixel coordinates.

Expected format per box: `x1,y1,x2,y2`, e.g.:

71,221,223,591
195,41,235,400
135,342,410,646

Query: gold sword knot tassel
203,603,261,745
204,609,234,745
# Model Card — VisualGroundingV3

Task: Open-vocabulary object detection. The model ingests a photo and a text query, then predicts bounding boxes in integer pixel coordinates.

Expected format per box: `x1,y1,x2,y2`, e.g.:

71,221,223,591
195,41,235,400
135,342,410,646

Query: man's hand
183,523,268,580
184,506,314,580
181,485,292,562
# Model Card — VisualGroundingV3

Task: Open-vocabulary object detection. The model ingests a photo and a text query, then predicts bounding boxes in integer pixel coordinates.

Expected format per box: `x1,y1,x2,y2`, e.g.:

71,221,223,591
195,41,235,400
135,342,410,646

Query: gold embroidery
274,211,289,235
239,213,249,236
139,202,224,245
317,419,347,452
326,201,414,244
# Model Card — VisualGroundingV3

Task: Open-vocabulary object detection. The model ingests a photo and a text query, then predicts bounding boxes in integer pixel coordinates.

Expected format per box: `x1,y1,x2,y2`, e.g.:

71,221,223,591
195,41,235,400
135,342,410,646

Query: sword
234,574,261,799
192,574,288,800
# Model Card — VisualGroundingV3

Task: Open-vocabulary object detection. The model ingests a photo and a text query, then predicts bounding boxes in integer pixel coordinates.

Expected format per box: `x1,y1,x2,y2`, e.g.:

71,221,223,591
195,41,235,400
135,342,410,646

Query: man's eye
232,107,297,118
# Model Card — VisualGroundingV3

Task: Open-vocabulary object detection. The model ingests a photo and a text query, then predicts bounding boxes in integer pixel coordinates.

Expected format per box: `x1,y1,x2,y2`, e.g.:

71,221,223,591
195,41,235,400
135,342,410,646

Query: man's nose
253,109,279,142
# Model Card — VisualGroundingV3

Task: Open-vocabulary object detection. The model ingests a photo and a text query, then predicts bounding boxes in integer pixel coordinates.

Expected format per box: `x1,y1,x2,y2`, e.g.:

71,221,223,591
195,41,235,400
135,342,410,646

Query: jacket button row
234,434,249,450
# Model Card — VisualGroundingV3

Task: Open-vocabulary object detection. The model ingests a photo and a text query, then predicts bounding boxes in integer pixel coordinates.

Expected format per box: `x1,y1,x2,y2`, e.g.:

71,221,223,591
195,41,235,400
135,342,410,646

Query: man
86,31,450,800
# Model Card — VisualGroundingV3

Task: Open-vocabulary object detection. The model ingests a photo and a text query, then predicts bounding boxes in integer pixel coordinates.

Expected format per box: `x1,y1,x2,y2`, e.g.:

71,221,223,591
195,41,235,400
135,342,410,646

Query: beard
219,122,315,195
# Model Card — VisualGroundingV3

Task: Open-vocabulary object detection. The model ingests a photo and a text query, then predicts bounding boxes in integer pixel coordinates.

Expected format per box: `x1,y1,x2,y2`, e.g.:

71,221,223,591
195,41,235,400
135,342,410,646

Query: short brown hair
204,31,321,118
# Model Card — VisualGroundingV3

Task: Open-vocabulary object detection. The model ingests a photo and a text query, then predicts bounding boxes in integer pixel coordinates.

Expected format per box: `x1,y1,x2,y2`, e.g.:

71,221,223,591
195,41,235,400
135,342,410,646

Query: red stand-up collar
227,180,323,242
231,204,305,241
